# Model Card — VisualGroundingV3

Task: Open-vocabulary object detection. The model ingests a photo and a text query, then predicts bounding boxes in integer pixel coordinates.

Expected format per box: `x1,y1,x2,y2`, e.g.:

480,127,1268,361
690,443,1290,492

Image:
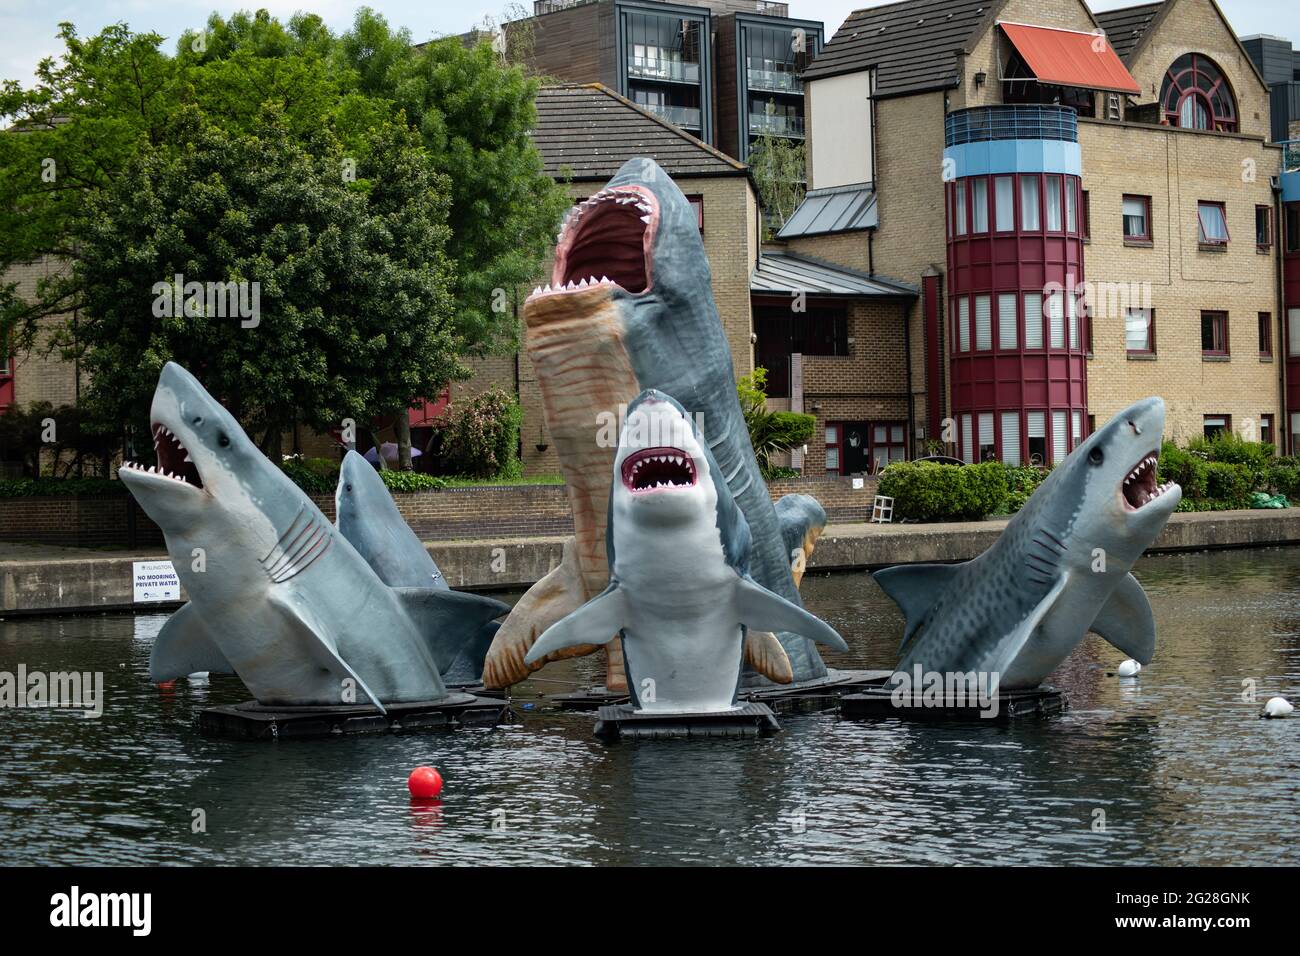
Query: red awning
1000,21,1141,95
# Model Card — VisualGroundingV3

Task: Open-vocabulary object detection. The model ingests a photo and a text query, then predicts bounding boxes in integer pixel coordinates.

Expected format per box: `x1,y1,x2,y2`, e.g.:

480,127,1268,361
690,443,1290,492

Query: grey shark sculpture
119,363,509,711
485,156,830,690
335,450,497,685
525,391,846,713
874,396,1181,690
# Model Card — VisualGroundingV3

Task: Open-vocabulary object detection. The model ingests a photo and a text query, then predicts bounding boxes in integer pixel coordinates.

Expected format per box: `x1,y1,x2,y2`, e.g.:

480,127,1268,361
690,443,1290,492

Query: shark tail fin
734,575,848,652
744,629,794,684
441,621,500,686
392,587,511,675
872,563,964,653
524,582,624,666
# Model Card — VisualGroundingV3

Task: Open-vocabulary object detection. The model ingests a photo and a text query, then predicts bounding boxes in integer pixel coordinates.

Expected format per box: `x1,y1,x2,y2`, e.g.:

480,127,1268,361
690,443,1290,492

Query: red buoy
407,766,443,798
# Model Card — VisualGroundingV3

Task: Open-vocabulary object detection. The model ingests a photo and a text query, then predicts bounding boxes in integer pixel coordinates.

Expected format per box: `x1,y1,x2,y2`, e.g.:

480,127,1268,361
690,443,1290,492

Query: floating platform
593,702,781,741
197,692,510,740
741,668,892,714
552,685,629,711
839,684,1067,721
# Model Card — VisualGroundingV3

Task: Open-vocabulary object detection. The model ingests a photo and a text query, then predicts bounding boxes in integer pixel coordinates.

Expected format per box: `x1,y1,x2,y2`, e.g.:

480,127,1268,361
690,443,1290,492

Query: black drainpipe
902,297,914,457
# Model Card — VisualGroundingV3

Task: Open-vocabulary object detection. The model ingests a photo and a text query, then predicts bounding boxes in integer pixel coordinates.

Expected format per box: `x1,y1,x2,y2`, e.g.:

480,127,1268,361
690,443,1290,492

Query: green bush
1003,465,1049,514
1203,461,1253,508
1266,458,1300,499
1158,441,1209,499
437,387,523,479
737,369,816,478
0,477,127,497
878,461,1008,522
279,457,336,495
379,471,447,492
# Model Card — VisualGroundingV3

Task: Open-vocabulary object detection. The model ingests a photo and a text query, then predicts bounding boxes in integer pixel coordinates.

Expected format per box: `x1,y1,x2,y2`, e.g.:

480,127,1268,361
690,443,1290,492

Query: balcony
749,113,804,137
628,56,701,85
945,105,1078,147
1283,140,1300,174
747,67,802,94
642,102,703,129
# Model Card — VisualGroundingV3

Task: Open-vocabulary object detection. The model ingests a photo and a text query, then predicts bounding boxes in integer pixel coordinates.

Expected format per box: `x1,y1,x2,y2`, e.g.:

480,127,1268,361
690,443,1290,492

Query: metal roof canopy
777,183,877,239
999,21,1141,94
751,252,917,298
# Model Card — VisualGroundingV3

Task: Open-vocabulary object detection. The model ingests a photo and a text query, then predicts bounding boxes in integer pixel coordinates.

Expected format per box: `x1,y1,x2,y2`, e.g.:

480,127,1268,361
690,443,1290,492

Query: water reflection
0,547,1297,865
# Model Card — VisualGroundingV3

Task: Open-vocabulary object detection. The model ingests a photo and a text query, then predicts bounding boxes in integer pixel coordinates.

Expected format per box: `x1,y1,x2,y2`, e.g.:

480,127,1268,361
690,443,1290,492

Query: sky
1,0,1296,89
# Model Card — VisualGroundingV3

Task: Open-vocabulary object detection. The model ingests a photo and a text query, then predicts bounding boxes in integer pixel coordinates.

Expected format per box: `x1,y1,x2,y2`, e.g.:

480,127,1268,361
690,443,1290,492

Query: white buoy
1117,659,1142,678
188,671,210,683
1262,696,1294,718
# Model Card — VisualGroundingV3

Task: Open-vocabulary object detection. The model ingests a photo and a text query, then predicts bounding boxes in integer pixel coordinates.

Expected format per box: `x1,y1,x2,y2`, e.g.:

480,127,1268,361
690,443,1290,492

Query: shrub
279,457,336,495
878,461,1008,522
437,387,523,479
380,471,447,493
1003,465,1049,514
1266,458,1300,500
0,477,128,497
1158,441,1208,499
737,369,816,478
1203,461,1253,508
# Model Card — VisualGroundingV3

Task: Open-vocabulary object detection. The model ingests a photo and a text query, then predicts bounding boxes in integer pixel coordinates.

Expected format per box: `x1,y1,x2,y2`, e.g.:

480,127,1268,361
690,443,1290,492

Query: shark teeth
622,446,697,494
527,275,618,301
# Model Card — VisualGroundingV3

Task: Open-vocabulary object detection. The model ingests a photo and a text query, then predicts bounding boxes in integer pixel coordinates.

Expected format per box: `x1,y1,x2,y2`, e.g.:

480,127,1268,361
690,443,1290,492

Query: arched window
1160,53,1237,132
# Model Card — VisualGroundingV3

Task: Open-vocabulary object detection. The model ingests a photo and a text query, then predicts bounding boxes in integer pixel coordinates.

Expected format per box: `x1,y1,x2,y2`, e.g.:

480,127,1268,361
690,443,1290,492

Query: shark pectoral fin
149,603,235,682
744,630,794,684
442,620,501,685
1088,573,1156,664
524,583,625,666
266,592,387,715
392,587,511,674
873,563,963,652
735,576,848,652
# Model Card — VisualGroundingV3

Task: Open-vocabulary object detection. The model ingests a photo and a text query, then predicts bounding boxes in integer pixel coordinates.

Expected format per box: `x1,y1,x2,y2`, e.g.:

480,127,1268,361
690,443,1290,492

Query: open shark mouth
120,424,204,490
1121,452,1173,511
621,446,696,494
531,185,658,301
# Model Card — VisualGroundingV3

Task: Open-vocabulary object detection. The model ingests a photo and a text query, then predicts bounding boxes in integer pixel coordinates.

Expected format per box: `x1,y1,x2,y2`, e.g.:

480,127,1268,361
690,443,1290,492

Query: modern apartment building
772,0,1291,473
1242,33,1300,142
511,0,823,160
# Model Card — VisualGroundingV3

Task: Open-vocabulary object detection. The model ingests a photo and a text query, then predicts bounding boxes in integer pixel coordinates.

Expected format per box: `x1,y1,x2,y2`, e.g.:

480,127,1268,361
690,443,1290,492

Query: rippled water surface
1,547,1297,865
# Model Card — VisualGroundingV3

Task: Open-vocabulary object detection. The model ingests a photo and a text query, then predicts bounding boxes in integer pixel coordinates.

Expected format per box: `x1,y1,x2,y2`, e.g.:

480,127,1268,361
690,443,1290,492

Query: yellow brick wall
5,259,82,409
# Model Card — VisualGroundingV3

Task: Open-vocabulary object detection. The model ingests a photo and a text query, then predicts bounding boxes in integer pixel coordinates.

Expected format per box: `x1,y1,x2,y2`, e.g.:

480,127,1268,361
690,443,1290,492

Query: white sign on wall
132,560,181,603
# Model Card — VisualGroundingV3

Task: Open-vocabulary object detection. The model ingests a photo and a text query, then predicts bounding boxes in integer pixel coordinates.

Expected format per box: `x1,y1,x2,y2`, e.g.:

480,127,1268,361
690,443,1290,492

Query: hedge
0,477,128,498
878,461,1008,521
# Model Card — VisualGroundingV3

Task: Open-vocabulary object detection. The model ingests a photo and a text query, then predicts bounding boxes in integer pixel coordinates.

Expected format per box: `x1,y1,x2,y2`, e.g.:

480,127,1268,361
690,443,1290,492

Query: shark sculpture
484,157,830,691
119,363,509,711
525,391,846,713
874,396,1181,690
335,450,497,685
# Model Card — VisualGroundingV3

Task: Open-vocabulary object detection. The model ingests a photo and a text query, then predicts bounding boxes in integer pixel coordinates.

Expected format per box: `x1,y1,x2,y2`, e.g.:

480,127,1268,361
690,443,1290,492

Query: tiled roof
751,252,917,297
1094,2,1163,62
777,183,877,238
531,84,746,181
801,0,997,97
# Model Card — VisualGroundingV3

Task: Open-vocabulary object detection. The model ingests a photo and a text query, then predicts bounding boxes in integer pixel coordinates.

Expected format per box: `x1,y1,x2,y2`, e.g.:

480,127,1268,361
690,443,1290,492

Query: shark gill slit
261,506,333,583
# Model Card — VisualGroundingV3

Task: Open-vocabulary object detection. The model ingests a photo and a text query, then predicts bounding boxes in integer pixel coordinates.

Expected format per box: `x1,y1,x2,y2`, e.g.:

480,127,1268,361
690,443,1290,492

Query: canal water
1,547,1296,866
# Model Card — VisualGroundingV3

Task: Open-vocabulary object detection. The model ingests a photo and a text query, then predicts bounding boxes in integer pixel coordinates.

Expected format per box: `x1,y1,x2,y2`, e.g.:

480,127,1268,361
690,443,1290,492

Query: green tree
737,367,815,479
72,108,460,460
748,130,806,238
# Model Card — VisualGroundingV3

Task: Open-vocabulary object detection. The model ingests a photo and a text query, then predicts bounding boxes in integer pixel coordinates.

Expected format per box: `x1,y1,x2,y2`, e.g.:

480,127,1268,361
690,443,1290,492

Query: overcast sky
2,0,1295,89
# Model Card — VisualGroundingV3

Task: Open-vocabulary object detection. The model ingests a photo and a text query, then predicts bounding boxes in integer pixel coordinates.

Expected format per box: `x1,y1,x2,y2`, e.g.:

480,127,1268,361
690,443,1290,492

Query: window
871,423,907,468
1261,414,1274,449
825,424,840,474
1001,412,1021,466
1256,205,1272,251
1126,308,1154,354
1052,411,1068,463
687,196,704,232
1291,308,1300,358
1072,411,1083,451
1024,293,1043,349
960,414,973,464
1045,176,1062,231
753,308,848,397
1201,310,1229,356
958,297,970,352
1047,292,1065,348
1065,180,1078,234
994,176,1014,231
1081,190,1090,239
1027,412,1046,466
954,183,967,237
1020,176,1040,231
1123,195,1151,241
1161,53,1237,132
1259,312,1273,357
1293,413,1300,456
1067,294,1079,349
998,293,1017,349
971,177,988,233
978,413,995,461
1203,415,1230,439
1288,205,1300,254
974,295,991,351
1198,201,1229,245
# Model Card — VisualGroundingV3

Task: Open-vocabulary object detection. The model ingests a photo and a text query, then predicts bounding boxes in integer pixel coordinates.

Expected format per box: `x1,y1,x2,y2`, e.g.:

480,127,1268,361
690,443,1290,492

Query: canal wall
3,508,1299,617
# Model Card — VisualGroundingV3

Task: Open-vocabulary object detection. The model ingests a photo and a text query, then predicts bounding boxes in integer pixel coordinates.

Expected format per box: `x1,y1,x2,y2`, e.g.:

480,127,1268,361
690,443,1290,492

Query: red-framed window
825,421,906,474
1201,310,1230,356
993,175,1015,232
1256,205,1273,251
1080,189,1090,240
1123,194,1151,242
1287,204,1300,254
1020,175,1041,231
1126,308,1155,355
686,195,704,232
824,423,841,475
1261,413,1275,449
970,176,989,233
1203,414,1231,439
1161,53,1238,132
1044,175,1063,232
1259,312,1273,357
1197,201,1229,245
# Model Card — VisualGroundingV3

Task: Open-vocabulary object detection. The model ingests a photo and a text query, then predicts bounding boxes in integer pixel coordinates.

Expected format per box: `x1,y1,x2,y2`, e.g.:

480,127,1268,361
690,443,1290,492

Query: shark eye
218,432,231,448
345,483,353,492
192,416,202,425
1088,447,1104,466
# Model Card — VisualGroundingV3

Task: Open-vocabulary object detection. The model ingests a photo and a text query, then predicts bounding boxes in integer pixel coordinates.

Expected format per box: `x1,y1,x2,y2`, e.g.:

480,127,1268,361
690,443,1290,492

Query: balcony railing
642,102,702,129
945,105,1078,147
749,113,804,137
628,56,700,84
1283,140,1300,173
747,67,802,93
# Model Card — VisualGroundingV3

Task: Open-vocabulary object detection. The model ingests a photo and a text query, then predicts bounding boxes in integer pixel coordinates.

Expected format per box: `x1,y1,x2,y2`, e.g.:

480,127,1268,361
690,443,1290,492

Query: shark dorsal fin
872,563,963,652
